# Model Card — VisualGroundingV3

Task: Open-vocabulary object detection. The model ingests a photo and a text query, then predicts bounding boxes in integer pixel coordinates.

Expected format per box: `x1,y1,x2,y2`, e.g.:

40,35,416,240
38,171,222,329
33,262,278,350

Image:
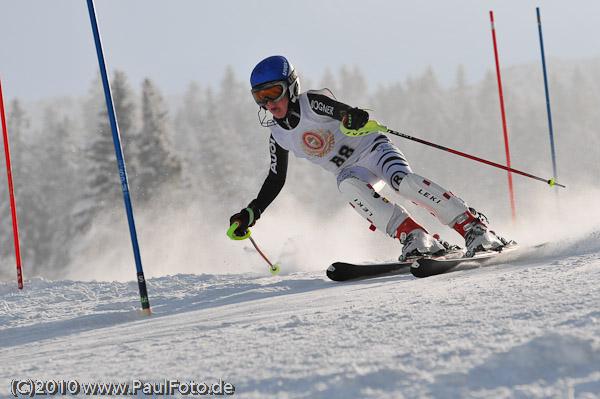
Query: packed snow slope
1,224,600,399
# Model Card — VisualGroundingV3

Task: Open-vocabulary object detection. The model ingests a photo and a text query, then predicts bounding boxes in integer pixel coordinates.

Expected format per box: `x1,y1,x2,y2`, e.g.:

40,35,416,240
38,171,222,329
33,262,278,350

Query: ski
327,260,412,281
411,242,520,278
327,248,464,281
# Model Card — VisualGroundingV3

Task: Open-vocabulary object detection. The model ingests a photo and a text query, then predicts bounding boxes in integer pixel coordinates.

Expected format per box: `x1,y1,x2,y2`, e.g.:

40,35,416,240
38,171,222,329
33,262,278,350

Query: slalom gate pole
87,0,151,315
536,8,559,190
490,11,517,225
0,72,24,290
342,121,565,188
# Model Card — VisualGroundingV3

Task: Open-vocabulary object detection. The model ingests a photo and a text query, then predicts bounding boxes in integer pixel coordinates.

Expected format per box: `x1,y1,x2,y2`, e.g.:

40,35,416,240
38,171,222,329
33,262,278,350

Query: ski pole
227,222,280,274
341,121,565,188
248,236,280,274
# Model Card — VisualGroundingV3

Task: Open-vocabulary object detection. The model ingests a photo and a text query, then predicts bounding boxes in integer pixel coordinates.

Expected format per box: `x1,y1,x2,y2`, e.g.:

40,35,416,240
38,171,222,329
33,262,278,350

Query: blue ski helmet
250,55,300,104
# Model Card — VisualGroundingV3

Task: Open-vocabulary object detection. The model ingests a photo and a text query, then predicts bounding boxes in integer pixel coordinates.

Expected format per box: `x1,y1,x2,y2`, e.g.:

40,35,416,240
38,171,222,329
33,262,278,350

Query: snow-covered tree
73,71,136,233
0,98,30,272
129,78,182,203
112,70,139,178
173,81,210,195
318,68,339,94
337,65,369,107
29,109,82,274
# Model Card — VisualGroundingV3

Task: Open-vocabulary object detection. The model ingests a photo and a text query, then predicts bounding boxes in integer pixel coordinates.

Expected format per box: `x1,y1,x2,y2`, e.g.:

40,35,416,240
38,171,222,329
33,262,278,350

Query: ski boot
452,208,510,257
397,217,453,261
400,229,459,261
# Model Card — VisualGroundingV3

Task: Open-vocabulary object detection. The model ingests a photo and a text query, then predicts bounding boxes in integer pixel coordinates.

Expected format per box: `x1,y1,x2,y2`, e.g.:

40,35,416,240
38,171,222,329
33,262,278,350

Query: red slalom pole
0,72,24,290
490,11,517,225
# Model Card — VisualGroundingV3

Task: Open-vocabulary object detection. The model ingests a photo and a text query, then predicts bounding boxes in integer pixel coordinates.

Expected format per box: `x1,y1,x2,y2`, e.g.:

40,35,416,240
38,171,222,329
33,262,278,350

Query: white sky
1,0,599,101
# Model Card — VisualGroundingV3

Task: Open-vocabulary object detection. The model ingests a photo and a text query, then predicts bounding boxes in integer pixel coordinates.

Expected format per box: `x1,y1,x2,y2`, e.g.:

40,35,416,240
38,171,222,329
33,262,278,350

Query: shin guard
397,173,468,226
338,177,412,238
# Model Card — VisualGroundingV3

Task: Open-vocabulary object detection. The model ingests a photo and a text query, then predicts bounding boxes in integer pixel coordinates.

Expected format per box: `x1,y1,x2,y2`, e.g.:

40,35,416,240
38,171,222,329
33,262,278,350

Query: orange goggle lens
251,84,286,106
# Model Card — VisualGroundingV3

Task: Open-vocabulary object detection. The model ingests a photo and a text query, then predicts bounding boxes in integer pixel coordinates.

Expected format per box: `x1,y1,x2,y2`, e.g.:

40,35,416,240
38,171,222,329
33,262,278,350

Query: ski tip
326,262,365,282
326,263,349,281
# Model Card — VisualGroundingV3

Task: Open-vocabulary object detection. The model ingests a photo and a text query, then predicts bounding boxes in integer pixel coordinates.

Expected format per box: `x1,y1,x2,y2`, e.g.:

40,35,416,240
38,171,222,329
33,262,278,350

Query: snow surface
1,225,600,398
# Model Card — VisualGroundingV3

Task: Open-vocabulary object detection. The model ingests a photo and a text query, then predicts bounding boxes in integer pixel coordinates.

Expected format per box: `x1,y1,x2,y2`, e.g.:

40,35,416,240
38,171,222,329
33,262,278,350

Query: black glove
342,107,369,130
228,202,261,238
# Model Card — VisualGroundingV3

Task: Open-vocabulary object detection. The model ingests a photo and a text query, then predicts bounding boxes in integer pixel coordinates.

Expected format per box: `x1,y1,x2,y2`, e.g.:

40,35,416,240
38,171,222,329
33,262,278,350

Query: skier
228,55,509,259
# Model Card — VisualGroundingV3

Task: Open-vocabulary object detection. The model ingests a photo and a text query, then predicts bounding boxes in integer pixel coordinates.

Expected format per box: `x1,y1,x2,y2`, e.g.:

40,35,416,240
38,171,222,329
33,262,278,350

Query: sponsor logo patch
301,130,335,157
310,99,334,116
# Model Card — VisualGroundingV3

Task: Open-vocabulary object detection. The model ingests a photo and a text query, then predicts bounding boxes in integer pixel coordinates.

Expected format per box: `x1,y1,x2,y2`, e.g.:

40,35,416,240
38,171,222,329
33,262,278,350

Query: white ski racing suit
247,89,470,239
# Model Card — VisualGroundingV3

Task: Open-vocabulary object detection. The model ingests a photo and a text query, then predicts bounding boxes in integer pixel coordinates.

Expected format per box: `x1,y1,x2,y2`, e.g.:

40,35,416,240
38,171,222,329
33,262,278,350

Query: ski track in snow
1,231,600,398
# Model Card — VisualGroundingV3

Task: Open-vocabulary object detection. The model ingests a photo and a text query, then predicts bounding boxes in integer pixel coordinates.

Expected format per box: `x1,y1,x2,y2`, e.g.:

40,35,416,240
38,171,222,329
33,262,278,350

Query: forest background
1,57,599,282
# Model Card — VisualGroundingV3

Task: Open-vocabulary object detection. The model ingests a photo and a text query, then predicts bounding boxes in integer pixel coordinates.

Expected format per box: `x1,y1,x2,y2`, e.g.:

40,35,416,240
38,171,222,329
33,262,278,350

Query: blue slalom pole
537,7,558,186
87,0,151,315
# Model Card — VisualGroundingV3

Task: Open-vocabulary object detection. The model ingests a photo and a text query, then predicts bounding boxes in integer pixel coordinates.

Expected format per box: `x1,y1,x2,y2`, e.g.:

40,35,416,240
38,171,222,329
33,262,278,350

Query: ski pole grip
227,221,251,240
340,120,388,137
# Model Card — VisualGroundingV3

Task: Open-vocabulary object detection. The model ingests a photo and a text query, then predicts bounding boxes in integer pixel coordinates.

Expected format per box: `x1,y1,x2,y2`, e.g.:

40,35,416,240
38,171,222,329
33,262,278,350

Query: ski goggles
251,81,288,106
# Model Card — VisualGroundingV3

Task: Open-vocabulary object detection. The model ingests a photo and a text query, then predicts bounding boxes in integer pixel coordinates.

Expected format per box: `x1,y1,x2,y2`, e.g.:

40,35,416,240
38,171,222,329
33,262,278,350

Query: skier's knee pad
338,177,410,237
396,173,468,225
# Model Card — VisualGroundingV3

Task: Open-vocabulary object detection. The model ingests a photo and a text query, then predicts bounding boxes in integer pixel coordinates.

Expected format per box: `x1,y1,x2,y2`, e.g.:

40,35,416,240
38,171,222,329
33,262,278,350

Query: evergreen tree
337,65,369,106
131,78,182,203
370,81,408,129
562,68,600,185
5,98,29,167
173,81,210,195
73,73,123,233
448,65,478,137
111,70,139,178
472,70,504,158
174,81,204,159
200,86,236,199
186,66,272,209
217,66,259,158
318,68,339,94
0,98,30,272
29,109,82,274
403,67,448,140
73,71,140,233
